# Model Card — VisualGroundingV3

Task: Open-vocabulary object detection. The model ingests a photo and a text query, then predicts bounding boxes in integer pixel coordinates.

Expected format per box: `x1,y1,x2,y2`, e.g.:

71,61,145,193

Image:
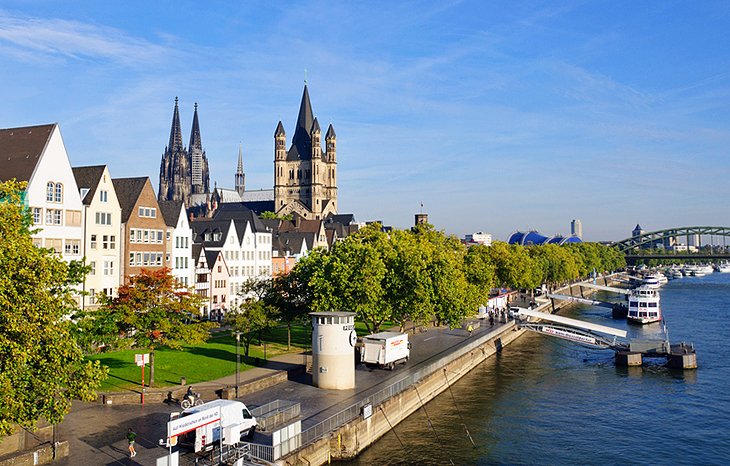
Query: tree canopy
77,268,215,386
0,180,107,437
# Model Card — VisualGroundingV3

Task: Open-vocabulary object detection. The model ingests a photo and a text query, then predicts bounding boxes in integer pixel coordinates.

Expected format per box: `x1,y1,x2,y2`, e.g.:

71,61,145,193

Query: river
345,272,730,465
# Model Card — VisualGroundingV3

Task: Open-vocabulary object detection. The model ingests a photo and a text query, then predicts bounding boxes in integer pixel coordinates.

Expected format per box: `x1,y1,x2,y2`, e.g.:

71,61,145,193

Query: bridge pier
615,351,643,367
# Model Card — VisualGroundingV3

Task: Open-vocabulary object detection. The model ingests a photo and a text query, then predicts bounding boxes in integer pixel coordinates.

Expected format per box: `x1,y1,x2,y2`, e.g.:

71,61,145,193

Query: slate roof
0,123,55,182
159,200,184,227
242,200,275,215
213,202,269,233
190,219,230,248
112,177,149,223
205,250,224,272
272,231,308,256
288,85,314,161
72,165,106,205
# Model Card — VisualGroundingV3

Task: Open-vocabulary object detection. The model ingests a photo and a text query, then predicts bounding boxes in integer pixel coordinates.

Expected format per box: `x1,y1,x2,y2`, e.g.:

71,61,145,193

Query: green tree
90,268,214,387
266,271,310,350
227,278,278,357
0,180,107,437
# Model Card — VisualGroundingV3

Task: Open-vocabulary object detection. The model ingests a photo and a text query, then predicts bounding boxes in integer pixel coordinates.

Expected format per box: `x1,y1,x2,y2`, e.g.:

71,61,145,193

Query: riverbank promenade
49,300,532,466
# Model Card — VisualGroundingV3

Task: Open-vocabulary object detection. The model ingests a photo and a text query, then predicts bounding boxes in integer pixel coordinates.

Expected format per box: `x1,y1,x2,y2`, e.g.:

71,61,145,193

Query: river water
346,272,730,465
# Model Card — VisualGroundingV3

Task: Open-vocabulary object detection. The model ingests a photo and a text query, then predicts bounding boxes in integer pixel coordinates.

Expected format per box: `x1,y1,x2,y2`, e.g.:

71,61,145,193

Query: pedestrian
489,315,494,327
467,324,473,336
126,428,137,458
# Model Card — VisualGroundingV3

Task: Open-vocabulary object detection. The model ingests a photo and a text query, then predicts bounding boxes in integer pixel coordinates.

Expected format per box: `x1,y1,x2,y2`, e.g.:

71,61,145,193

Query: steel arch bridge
612,226,730,253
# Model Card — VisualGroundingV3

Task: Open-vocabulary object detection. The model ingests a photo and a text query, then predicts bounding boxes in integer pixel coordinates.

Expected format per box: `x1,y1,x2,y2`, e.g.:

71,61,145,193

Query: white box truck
178,400,257,452
360,332,410,370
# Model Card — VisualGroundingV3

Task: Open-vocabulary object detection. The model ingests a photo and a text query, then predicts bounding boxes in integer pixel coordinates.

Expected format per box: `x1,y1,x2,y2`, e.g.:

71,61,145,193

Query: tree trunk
149,349,155,387
257,330,262,346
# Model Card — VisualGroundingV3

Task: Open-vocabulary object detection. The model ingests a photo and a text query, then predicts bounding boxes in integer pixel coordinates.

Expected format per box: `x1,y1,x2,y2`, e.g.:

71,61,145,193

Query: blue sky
1,1,729,241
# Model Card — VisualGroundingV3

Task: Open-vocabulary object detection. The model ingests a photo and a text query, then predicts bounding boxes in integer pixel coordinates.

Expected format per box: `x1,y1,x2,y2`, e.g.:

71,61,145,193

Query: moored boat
627,285,662,325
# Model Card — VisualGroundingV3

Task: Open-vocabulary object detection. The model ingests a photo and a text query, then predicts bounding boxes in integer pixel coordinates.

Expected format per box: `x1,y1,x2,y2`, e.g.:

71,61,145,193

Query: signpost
135,353,149,404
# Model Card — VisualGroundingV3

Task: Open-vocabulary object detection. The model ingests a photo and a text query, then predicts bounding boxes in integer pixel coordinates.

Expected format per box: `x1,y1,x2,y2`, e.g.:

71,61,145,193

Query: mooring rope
414,385,455,466
443,368,477,449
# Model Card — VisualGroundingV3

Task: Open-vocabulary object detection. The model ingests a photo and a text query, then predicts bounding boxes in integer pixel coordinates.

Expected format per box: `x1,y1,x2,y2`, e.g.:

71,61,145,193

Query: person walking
126,428,137,458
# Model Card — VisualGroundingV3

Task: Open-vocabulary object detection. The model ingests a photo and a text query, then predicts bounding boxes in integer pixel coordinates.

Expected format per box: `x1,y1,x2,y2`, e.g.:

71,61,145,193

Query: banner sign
167,407,220,438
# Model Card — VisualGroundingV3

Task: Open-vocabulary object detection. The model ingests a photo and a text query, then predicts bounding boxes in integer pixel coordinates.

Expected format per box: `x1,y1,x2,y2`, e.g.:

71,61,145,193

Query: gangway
515,308,628,351
578,282,630,295
514,308,697,369
546,294,614,308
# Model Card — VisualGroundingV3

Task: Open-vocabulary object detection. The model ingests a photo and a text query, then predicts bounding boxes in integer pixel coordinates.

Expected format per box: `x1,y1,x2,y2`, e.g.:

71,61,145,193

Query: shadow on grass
186,346,236,362
94,357,133,369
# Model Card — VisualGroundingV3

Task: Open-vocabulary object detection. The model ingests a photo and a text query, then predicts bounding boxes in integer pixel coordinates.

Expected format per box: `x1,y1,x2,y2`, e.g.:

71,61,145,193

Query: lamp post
234,331,241,398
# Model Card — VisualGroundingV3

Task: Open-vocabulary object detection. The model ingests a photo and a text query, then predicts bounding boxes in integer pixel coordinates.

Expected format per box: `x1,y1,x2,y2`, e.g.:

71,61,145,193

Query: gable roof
112,177,149,223
159,200,184,227
0,123,55,182
213,202,269,233
72,165,106,205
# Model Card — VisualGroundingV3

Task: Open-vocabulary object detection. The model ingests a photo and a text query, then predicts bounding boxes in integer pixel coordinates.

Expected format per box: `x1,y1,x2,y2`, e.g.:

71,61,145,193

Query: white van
180,400,257,452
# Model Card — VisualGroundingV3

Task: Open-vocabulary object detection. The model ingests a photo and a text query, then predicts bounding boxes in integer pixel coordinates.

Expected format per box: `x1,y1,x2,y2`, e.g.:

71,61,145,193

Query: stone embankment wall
281,276,620,465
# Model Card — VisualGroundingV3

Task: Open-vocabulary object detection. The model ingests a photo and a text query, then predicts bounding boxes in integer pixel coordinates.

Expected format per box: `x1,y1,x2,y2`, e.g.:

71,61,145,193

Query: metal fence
298,323,514,447
251,399,301,431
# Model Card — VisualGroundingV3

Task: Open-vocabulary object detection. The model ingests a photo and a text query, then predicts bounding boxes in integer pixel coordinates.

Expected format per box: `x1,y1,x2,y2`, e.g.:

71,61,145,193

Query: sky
1,1,729,242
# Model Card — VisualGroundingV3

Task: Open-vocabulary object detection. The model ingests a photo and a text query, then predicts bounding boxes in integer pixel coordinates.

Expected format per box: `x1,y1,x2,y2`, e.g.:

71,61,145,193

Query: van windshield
243,409,252,419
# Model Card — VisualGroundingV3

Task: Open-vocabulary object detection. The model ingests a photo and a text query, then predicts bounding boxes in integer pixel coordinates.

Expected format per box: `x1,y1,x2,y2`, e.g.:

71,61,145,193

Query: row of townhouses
0,123,356,318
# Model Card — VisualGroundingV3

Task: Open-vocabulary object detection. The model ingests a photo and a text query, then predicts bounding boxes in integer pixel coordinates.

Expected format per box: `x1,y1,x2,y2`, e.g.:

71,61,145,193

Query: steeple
291,85,314,159
325,123,336,139
168,97,184,153
189,102,202,151
235,143,245,196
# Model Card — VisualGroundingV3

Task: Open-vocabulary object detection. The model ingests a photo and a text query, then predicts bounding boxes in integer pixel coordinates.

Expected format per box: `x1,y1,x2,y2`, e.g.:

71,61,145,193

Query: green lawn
87,325,310,392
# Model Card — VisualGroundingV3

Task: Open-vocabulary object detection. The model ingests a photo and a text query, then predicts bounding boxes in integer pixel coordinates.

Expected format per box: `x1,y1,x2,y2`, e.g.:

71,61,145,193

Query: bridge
612,226,730,263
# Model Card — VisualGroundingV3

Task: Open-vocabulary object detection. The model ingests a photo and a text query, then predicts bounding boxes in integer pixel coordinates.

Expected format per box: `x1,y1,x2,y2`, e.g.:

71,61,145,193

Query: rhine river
346,272,730,465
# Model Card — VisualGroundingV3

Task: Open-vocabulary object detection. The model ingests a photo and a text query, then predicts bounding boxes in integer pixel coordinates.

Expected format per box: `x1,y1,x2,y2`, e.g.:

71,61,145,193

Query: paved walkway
53,297,535,465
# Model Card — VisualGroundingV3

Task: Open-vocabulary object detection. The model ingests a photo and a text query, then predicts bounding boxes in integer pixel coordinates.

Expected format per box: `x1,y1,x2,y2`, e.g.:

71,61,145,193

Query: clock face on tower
349,330,357,347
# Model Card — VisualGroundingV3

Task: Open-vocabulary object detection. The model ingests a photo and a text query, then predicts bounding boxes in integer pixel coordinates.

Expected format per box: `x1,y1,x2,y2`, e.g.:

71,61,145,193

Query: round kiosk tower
310,312,356,390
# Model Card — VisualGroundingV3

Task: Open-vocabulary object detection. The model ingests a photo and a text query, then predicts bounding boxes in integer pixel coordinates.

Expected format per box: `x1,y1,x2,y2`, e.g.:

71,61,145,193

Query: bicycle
180,392,204,409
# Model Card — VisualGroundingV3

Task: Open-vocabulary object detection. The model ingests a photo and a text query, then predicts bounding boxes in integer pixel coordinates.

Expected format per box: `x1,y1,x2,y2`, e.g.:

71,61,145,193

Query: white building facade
72,165,122,308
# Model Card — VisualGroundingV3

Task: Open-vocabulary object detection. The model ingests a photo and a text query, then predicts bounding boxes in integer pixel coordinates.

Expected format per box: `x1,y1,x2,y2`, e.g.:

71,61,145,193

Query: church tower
159,97,192,203
273,84,338,219
189,103,210,195
235,143,245,197
158,98,210,204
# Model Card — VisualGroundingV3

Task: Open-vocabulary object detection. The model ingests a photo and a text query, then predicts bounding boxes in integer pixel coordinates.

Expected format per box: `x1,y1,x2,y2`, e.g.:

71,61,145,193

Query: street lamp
234,331,241,398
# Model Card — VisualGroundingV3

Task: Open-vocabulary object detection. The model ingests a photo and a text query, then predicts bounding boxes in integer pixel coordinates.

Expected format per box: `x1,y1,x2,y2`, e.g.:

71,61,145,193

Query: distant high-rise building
571,219,583,239
465,232,492,246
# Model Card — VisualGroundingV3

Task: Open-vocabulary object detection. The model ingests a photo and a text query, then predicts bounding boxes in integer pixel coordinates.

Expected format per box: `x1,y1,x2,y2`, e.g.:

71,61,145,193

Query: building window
46,238,62,254
46,182,54,202
46,209,62,225
55,183,63,203
89,261,96,275
88,289,95,305
157,231,163,243
90,234,97,249
95,212,111,225
100,190,108,202
102,235,114,249
33,207,42,224
136,230,142,242
66,210,82,226
104,260,114,276
138,207,157,218
64,240,80,255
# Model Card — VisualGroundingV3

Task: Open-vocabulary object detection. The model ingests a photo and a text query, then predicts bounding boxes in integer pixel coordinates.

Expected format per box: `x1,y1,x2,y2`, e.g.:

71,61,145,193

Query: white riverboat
627,285,662,325
642,275,662,289
716,263,730,273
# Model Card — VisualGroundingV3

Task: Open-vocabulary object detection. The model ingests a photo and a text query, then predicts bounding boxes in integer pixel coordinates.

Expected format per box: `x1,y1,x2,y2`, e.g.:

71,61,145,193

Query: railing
245,442,275,462
298,323,513,447
251,399,301,431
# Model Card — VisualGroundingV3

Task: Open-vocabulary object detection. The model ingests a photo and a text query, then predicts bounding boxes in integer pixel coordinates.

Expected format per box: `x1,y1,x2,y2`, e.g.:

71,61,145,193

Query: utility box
360,332,410,370
310,312,357,389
